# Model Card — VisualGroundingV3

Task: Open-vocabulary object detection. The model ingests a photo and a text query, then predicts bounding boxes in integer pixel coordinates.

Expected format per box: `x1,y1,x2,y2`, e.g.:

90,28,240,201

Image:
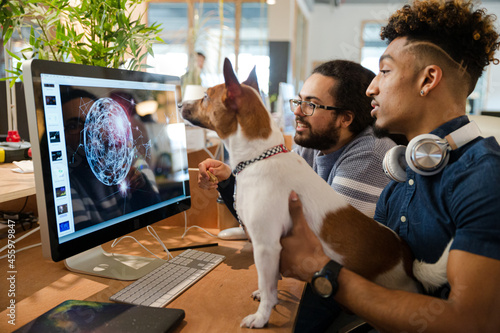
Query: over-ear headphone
383,121,481,182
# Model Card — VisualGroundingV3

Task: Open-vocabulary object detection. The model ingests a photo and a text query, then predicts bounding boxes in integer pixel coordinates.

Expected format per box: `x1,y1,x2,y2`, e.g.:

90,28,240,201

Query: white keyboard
110,249,225,307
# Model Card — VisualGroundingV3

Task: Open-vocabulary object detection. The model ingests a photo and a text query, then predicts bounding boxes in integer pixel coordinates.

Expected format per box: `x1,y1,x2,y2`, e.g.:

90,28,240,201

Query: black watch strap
312,260,343,298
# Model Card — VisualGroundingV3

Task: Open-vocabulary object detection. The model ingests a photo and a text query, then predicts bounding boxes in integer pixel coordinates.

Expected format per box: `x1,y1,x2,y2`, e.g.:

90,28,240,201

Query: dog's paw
251,290,261,301
240,313,268,329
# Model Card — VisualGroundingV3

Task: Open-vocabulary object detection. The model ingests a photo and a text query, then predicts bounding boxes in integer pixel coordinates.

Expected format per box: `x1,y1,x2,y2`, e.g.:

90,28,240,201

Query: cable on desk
113,156,223,252
181,210,218,238
0,196,37,231
0,226,41,259
110,225,173,261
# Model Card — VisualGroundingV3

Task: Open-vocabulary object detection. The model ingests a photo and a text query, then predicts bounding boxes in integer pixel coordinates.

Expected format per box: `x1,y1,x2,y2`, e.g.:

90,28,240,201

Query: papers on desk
11,160,34,173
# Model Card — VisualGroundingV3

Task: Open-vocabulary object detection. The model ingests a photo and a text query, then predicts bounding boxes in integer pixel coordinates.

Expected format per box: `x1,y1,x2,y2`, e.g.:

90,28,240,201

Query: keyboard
110,249,225,307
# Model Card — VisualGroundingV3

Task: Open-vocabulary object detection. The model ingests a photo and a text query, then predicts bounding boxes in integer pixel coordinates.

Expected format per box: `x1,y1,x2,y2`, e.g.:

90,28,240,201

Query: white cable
0,226,42,259
110,236,164,260
147,225,173,260
182,225,218,238
0,226,40,253
110,225,175,261
0,243,41,259
181,210,218,239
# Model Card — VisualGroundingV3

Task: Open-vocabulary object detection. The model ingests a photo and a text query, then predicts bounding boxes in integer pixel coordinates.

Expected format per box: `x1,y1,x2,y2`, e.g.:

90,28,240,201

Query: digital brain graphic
84,97,134,186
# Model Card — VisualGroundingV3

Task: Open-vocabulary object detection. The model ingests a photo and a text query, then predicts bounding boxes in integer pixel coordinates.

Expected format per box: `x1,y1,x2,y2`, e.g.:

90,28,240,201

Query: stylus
168,243,218,252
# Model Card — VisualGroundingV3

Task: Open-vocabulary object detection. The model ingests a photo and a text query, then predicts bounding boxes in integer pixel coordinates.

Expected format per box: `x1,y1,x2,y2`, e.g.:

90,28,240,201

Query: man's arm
336,250,500,333
280,192,500,333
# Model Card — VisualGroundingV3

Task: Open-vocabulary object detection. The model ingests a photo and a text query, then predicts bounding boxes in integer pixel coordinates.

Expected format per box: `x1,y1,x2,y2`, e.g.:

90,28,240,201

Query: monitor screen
23,59,190,279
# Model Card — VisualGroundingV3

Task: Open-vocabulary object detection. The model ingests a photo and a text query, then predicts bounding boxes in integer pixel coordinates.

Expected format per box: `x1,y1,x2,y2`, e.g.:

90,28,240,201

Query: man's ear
242,66,259,93
223,58,242,103
340,111,354,128
419,65,442,96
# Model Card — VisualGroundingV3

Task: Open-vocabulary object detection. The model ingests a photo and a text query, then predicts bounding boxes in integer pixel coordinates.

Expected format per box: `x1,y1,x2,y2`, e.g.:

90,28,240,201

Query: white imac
23,59,191,280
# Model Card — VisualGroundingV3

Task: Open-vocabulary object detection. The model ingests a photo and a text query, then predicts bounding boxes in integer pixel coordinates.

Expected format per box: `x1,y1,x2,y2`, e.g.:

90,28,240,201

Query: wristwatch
311,260,343,298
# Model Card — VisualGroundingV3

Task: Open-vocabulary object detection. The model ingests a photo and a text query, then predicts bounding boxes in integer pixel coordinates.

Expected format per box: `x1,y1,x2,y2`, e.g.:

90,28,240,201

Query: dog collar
233,144,289,175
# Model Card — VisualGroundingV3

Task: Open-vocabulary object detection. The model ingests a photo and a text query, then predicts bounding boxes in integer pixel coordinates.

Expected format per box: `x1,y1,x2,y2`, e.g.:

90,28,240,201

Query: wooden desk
0,224,305,333
0,163,35,203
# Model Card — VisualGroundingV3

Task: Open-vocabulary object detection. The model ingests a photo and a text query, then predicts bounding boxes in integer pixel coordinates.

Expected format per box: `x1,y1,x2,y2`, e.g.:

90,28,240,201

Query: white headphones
383,121,482,182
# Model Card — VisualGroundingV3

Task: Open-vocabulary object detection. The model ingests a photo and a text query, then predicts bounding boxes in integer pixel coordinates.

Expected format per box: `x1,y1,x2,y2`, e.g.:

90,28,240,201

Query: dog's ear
223,58,242,103
242,66,259,93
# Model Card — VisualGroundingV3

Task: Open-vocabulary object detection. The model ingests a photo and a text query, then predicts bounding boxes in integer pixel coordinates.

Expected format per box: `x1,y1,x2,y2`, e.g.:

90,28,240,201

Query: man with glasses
199,60,395,217
288,60,395,217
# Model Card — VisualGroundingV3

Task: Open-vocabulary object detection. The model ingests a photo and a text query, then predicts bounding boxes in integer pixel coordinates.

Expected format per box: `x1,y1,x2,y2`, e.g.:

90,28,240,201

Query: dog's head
180,58,272,141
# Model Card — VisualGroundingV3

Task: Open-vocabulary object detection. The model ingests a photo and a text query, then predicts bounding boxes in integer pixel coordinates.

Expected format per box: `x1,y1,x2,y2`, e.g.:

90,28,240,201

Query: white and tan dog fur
180,58,448,329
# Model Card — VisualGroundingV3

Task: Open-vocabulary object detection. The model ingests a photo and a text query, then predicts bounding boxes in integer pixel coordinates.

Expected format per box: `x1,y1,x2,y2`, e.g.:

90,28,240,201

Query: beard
373,124,409,145
373,124,391,138
294,115,340,151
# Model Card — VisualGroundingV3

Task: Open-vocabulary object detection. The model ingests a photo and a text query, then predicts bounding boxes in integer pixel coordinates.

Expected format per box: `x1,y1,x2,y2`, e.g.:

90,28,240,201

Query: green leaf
9,79,18,88
4,30,14,45
5,48,21,61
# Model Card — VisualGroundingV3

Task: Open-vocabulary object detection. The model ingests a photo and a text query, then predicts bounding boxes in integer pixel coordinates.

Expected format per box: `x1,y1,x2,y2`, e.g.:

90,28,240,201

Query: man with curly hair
280,1,500,332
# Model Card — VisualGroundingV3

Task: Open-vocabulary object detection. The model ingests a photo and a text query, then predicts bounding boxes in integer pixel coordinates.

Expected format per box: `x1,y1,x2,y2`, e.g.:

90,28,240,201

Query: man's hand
198,158,232,190
280,191,330,282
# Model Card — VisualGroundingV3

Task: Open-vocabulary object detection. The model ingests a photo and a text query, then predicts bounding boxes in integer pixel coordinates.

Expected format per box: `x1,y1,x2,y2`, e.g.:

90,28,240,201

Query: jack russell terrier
180,58,449,329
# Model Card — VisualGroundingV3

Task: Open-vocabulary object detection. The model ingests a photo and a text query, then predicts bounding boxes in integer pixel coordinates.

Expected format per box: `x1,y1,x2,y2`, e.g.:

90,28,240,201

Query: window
239,2,269,93
0,27,33,80
360,21,386,75
146,1,269,94
147,3,189,78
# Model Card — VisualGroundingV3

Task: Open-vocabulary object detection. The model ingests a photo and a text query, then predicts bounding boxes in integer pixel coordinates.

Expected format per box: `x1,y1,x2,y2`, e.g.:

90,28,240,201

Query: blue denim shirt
374,116,500,264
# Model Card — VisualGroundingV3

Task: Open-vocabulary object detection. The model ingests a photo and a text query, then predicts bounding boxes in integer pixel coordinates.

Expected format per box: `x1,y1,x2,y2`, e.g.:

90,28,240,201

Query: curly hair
312,60,375,136
381,0,499,89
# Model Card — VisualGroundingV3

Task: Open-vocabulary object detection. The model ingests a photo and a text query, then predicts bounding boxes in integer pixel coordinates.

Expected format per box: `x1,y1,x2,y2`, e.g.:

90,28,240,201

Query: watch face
313,276,333,297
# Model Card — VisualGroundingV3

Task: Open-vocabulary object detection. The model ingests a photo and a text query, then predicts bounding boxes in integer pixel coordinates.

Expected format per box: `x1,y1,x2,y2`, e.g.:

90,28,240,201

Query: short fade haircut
381,0,499,94
312,60,376,136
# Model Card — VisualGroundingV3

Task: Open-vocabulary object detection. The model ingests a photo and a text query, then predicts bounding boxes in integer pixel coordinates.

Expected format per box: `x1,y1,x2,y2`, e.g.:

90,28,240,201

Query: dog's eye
203,93,208,100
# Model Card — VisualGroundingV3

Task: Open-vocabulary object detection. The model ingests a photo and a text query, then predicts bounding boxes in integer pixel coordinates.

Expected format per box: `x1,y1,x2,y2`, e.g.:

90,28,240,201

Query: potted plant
1,0,164,83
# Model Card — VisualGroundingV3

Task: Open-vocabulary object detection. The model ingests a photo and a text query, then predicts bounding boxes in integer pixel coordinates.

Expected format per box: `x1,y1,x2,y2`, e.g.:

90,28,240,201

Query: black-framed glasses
289,99,348,116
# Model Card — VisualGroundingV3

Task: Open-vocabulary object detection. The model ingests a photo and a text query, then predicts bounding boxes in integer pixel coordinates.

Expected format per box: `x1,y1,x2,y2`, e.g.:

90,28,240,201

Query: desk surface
0,163,35,203
0,223,304,332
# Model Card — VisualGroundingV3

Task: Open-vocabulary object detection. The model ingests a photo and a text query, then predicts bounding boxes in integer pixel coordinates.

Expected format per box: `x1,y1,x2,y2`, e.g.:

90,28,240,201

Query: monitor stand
64,245,165,280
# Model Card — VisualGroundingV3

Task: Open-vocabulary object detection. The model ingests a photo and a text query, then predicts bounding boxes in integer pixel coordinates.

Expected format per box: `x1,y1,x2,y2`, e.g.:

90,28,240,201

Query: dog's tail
412,239,453,293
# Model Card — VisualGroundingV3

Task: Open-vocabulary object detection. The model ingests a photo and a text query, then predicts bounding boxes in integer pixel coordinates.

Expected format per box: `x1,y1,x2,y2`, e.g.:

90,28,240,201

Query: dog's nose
177,103,183,110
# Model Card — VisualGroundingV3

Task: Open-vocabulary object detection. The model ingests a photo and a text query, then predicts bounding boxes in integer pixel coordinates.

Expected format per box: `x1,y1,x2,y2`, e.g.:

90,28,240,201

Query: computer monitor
23,59,191,280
